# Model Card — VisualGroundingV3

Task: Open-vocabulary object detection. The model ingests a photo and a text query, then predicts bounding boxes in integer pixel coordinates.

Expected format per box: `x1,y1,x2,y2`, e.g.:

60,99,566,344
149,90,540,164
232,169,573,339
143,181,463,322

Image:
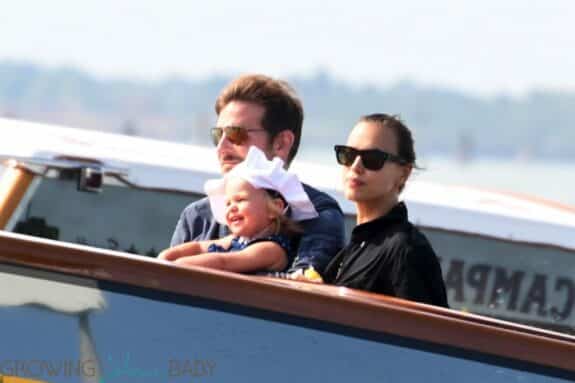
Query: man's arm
169,198,225,247
288,186,345,274
170,208,192,247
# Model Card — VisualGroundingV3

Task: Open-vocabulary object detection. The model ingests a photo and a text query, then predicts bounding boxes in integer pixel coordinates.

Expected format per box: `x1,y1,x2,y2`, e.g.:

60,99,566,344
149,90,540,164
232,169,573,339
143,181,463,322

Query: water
298,148,575,207
414,156,575,207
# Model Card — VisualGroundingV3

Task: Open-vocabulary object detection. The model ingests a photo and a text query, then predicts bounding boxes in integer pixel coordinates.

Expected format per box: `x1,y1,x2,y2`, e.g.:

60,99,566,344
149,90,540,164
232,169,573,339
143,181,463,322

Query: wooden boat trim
0,231,574,374
0,165,35,229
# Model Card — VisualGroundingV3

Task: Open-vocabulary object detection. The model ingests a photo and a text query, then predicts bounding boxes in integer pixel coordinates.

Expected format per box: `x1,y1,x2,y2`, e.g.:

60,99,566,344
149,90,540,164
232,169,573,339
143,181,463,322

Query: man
169,74,345,274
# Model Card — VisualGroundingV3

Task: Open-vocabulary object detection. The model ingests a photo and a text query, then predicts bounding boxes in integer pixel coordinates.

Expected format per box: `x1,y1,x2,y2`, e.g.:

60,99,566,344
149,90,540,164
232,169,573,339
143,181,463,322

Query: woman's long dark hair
359,113,417,167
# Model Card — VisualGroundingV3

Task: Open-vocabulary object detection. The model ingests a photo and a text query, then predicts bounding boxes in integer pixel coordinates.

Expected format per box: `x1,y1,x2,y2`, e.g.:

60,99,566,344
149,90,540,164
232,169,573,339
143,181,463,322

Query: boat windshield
7,168,201,257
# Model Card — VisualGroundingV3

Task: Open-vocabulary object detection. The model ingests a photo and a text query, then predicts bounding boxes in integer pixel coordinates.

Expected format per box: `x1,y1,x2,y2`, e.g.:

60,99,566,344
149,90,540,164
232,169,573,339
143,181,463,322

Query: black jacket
324,202,448,307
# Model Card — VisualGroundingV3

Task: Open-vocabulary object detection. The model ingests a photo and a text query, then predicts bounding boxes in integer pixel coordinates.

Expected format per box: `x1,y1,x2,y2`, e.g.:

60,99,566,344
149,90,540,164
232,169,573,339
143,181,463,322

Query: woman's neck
355,196,399,225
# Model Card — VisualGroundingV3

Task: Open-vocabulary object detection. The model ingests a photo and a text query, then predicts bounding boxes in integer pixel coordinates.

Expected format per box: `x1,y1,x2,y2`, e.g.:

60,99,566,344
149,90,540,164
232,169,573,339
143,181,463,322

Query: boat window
422,227,575,336
1,263,572,383
8,171,201,257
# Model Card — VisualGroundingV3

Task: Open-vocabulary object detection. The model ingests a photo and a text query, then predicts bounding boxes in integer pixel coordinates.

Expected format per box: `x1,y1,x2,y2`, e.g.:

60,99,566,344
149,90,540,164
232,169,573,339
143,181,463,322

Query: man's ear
272,130,295,163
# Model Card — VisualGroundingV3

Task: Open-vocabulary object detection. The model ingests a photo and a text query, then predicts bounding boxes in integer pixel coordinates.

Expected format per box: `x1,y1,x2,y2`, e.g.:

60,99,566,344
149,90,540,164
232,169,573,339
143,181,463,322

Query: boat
1,118,574,382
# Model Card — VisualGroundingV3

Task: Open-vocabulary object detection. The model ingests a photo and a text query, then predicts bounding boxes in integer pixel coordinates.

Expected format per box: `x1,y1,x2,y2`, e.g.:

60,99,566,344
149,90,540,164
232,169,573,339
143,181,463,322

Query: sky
0,0,574,96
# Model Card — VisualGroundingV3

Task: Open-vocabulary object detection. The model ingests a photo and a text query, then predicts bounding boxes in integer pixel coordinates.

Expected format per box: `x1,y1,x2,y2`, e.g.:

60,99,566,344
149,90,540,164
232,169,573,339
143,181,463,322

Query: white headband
204,146,319,225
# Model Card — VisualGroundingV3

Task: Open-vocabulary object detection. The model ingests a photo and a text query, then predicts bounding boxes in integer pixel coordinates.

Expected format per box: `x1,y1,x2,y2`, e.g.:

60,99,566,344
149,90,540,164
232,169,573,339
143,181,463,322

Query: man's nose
216,131,233,151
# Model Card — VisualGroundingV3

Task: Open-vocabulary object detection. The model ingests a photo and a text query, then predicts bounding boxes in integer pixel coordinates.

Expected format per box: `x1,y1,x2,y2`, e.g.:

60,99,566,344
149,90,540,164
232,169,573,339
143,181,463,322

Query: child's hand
158,248,179,261
289,267,324,283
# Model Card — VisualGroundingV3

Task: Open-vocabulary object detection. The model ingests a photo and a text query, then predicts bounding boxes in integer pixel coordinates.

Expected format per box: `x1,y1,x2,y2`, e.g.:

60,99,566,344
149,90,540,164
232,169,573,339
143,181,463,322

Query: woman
323,113,448,307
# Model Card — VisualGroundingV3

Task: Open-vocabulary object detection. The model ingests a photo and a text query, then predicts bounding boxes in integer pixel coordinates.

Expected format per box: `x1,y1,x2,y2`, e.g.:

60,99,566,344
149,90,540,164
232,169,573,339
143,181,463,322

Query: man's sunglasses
210,126,266,146
334,145,407,171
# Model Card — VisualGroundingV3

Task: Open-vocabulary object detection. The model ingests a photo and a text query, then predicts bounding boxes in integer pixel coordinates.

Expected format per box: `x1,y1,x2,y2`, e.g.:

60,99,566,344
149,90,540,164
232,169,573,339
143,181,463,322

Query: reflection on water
0,264,105,383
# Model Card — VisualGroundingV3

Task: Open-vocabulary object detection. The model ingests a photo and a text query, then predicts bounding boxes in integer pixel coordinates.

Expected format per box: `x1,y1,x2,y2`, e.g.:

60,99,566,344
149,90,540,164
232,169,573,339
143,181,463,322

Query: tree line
1,61,574,161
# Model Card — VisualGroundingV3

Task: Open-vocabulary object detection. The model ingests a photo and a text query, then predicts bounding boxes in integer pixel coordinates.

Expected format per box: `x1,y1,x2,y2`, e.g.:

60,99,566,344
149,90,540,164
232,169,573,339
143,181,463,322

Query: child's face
224,178,272,237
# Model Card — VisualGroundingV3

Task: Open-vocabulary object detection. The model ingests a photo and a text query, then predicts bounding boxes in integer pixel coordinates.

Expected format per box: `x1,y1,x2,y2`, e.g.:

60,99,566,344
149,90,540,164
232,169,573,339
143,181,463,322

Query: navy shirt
170,183,345,274
207,235,294,272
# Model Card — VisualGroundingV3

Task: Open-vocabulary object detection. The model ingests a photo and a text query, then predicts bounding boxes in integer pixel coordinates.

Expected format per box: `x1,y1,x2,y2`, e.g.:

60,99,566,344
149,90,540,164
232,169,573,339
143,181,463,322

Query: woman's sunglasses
210,126,266,146
334,145,407,171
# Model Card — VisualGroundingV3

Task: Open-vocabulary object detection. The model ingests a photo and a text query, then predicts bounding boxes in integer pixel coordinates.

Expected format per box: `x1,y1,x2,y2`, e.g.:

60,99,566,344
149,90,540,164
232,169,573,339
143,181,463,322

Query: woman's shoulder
390,225,440,270
382,222,436,257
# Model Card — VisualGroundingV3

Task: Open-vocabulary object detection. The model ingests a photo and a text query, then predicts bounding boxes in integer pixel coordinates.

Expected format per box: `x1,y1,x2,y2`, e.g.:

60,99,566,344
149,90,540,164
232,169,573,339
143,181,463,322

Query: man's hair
215,74,303,165
358,113,417,166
